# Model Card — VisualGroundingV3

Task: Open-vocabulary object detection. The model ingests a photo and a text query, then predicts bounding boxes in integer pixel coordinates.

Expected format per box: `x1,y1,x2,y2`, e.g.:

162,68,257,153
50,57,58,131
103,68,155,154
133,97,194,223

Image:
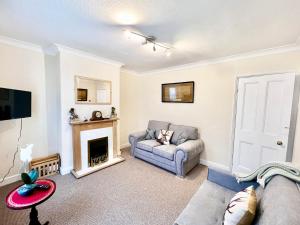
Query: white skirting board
199,159,231,173
60,166,73,175
0,174,20,187
120,143,130,149
71,156,125,178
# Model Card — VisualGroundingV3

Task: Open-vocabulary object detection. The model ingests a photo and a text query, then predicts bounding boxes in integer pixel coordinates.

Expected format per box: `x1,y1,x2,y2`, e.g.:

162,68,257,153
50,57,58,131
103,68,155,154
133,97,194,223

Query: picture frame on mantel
162,81,194,103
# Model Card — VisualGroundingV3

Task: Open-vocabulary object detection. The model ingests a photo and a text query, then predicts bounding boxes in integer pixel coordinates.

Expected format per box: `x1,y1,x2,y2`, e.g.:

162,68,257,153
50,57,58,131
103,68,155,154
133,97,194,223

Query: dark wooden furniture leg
29,206,49,225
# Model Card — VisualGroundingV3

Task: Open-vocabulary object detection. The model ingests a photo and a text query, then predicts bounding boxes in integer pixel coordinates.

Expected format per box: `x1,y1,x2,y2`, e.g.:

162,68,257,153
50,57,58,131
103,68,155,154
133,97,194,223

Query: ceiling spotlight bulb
153,45,156,52
123,30,172,54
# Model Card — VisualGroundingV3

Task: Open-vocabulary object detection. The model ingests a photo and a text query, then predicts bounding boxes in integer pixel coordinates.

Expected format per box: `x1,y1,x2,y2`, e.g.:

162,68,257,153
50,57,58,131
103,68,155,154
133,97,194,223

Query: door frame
229,72,299,172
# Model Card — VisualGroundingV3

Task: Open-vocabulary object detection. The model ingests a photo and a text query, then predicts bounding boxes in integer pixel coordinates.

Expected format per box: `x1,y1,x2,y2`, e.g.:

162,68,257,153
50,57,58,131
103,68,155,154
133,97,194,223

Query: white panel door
232,73,295,175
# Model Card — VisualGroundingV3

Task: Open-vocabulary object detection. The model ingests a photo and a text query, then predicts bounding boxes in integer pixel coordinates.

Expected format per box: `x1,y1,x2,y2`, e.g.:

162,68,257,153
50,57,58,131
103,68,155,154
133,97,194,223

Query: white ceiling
0,0,300,73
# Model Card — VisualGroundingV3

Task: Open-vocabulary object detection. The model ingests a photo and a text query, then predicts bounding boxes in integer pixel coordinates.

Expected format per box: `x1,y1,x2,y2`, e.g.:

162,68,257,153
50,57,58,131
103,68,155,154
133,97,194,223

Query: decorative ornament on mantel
110,107,117,118
69,108,79,122
90,111,103,121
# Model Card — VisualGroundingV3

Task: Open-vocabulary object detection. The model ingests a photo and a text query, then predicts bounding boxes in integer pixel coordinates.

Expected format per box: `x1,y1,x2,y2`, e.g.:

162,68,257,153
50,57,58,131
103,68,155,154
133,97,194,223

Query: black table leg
29,206,49,225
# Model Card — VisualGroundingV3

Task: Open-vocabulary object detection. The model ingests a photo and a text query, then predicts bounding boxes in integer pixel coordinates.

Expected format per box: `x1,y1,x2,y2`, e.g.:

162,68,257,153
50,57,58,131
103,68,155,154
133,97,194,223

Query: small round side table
6,179,56,225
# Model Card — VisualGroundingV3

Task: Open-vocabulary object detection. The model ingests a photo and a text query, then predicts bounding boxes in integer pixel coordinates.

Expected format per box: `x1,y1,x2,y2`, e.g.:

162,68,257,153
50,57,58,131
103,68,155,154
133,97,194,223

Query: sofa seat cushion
174,180,235,225
134,147,176,168
136,140,161,152
153,144,177,160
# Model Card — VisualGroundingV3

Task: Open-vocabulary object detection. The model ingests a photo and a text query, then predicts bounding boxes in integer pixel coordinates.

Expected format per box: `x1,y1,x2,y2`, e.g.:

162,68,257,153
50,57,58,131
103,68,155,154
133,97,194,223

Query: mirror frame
74,75,112,105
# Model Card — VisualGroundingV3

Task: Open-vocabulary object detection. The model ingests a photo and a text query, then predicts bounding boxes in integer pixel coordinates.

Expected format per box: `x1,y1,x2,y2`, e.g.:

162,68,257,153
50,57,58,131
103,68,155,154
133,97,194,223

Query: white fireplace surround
80,127,113,170
70,118,124,178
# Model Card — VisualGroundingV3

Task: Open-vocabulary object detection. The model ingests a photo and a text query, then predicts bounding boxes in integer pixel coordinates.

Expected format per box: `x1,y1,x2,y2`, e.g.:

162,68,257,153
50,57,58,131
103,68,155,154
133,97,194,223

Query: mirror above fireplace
75,76,112,105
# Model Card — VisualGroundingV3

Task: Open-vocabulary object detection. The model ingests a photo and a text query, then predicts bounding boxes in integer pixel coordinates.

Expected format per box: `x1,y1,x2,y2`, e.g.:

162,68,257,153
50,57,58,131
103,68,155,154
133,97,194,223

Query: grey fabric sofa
174,175,300,225
128,120,203,177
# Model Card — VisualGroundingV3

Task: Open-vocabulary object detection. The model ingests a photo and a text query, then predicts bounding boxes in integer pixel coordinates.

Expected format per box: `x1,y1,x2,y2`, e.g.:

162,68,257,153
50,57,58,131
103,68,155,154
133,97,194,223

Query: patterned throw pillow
144,129,156,140
223,186,257,225
157,129,174,145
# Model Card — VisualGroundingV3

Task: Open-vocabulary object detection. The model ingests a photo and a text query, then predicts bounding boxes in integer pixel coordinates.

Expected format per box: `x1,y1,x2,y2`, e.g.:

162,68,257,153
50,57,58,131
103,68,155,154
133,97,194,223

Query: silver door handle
277,141,283,146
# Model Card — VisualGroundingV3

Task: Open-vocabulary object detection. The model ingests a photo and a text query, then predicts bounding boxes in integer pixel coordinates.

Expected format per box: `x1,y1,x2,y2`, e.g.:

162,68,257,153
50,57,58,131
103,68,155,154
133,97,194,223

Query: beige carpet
0,148,207,225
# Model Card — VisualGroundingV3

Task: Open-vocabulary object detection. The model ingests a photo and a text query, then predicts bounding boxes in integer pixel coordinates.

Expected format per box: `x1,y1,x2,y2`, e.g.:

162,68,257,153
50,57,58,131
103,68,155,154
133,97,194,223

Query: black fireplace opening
88,137,108,167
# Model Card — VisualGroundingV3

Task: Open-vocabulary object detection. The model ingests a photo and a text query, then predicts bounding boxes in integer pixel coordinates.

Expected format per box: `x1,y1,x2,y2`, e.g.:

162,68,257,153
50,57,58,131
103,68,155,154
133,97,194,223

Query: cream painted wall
45,54,61,155
58,50,121,173
120,71,144,147
120,50,300,170
0,43,48,185
1,36,299,184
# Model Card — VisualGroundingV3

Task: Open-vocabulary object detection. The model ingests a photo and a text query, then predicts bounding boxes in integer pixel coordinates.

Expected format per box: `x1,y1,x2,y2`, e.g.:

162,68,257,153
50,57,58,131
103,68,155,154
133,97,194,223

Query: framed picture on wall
162,81,194,103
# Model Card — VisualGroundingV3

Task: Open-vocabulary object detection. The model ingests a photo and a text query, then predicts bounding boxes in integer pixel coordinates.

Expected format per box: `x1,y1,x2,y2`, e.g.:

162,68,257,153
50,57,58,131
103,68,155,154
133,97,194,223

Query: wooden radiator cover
29,153,60,178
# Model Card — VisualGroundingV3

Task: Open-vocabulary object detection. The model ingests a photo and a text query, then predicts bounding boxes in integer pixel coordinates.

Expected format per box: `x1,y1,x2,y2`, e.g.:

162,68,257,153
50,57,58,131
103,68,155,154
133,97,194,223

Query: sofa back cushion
147,120,170,138
169,124,198,145
253,176,300,225
144,128,156,140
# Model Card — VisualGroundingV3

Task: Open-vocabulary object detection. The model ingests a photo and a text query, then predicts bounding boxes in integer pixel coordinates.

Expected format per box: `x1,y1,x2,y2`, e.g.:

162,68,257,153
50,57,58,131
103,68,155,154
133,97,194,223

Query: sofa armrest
129,131,146,143
175,139,204,177
175,139,203,160
128,131,146,155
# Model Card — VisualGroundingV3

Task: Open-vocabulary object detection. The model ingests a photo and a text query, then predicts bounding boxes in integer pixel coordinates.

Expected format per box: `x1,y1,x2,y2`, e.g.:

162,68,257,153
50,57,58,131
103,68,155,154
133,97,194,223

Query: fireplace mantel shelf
70,117,119,126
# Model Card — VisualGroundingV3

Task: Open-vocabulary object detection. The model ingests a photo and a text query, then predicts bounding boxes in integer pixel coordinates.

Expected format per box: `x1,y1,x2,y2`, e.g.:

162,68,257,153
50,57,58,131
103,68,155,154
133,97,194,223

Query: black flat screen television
0,87,31,121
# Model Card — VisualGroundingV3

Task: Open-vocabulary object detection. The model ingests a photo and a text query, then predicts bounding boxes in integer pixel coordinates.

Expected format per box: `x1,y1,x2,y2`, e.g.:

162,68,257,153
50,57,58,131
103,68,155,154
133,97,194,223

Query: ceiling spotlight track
124,29,172,56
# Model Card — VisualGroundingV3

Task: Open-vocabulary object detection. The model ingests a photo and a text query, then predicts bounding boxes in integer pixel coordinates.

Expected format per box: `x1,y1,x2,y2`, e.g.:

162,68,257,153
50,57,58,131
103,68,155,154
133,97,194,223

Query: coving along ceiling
0,0,300,73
